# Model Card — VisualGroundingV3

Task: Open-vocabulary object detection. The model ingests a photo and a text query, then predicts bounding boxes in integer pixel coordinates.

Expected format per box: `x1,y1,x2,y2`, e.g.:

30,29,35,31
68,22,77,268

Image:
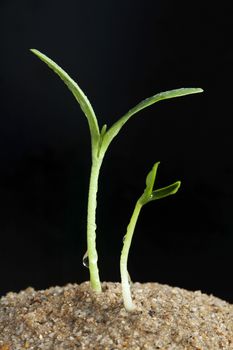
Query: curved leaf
100,87,203,155
30,49,100,151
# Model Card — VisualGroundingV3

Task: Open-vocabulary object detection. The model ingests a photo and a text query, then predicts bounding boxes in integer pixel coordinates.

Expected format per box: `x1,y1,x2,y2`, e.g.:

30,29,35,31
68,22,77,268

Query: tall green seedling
30,49,203,293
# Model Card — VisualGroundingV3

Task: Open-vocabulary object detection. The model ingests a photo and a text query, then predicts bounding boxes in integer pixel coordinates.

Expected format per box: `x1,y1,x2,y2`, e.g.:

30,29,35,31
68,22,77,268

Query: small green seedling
120,162,180,311
30,49,203,308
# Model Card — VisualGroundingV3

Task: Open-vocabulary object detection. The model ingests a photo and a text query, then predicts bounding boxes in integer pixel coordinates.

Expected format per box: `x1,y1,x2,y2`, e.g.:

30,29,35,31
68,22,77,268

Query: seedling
30,49,203,307
120,162,181,311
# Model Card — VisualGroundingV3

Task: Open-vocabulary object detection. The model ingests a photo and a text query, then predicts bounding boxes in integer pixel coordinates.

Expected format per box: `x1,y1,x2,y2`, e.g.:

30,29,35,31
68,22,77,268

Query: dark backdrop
0,1,232,303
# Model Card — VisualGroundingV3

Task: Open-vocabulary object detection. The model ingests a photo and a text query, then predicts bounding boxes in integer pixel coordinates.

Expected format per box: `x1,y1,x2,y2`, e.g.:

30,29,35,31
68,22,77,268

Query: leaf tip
151,161,160,174
195,87,204,93
173,181,181,193
30,48,41,57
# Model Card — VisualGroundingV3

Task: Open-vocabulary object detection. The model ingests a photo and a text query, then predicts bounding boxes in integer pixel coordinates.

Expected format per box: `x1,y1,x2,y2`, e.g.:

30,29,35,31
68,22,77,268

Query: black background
0,1,232,303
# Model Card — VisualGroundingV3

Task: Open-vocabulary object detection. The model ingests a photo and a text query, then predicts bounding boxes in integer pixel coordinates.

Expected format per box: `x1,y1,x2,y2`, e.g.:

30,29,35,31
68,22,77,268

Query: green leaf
149,181,181,202
30,49,100,151
100,87,203,155
144,162,160,198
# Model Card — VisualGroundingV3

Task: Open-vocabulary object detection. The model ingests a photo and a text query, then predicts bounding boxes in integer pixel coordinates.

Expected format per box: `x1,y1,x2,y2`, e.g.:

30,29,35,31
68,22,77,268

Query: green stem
120,200,142,311
87,156,103,292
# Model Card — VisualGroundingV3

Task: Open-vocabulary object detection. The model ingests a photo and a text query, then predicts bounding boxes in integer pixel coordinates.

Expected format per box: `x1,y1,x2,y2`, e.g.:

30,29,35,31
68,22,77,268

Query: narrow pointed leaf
30,49,100,147
144,162,160,197
100,87,203,154
149,181,181,202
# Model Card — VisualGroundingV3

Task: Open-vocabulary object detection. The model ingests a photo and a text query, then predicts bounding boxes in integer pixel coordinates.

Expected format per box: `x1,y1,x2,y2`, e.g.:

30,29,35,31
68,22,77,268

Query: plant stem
87,156,103,292
120,200,142,311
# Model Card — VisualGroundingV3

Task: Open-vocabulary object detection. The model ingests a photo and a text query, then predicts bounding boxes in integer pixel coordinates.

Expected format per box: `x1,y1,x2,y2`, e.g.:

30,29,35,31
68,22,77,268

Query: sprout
120,162,181,311
30,49,203,303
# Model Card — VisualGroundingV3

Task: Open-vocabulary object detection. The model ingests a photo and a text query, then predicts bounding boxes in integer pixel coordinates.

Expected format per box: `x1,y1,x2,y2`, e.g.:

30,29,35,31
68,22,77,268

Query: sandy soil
0,282,232,349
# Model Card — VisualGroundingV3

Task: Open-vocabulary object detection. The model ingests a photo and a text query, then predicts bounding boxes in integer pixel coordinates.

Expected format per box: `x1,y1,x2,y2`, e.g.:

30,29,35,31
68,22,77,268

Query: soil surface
0,282,232,349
